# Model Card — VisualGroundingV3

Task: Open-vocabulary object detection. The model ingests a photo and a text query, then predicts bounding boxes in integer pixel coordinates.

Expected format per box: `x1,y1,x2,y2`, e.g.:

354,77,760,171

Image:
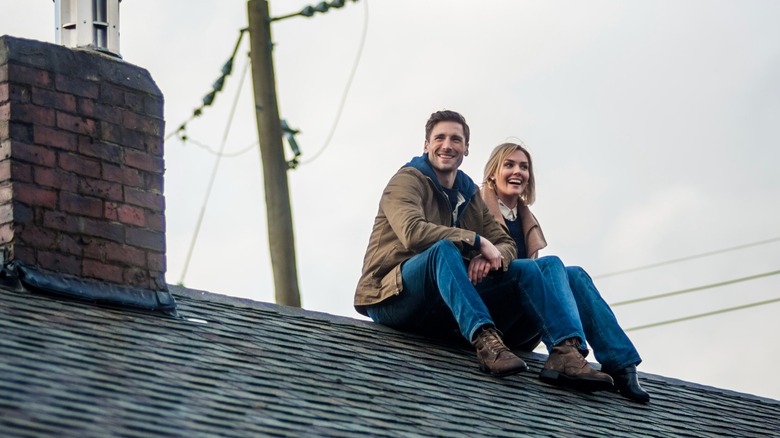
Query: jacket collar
405,154,477,201
480,186,547,259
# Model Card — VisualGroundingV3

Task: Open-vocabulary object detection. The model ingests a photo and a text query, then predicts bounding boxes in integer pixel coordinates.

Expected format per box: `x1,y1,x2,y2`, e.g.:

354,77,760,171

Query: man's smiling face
424,120,468,188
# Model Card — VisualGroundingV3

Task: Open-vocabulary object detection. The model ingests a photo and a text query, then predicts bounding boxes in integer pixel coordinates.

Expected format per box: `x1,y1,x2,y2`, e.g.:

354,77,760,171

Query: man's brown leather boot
539,338,614,392
471,327,528,376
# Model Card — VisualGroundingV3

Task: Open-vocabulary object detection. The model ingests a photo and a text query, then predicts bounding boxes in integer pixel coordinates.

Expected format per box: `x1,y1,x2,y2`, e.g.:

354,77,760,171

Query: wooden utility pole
247,0,301,307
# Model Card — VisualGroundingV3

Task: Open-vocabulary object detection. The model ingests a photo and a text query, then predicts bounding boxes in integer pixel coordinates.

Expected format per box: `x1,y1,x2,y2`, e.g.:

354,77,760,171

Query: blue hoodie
404,154,479,228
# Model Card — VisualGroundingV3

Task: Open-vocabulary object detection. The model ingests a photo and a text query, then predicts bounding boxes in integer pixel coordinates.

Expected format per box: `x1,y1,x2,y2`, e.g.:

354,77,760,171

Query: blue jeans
535,255,642,370
366,241,588,352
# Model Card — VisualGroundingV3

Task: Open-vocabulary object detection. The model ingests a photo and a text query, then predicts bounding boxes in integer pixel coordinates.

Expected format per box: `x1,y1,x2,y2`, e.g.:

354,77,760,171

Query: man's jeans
536,255,642,370
366,241,641,370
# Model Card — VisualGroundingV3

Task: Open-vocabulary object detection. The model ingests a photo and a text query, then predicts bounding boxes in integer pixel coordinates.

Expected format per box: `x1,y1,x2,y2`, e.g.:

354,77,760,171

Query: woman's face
494,149,530,203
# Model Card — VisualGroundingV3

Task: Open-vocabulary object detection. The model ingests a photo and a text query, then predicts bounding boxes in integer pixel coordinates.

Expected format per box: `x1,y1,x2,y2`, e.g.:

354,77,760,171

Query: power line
610,269,780,307
178,54,251,285
164,28,248,142
177,135,258,158
625,296,780,332
299,0,369,166
593,236,780,279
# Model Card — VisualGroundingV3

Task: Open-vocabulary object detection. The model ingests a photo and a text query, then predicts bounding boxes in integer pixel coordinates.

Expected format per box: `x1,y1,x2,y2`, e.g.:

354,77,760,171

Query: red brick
82,217,124,243
31,88,77,112
33,167,78,191
77,97,95,117
117,204,145,227
125,227,164,252
83,238,104,260
57,234,83,256
14,182,57,208
79,178,122,202
105,165,153,189
33,125,78,151
93,102,122,124
82,258,123,283
144,171,164,193
8,64,52,88
124,148,163,173
10,103,55,127
144,134,164,156
11,162,33,183
60,192,103,218
79,139,121,163
11,141,57,167
55,74,99,99
99,84,124,106
56,112,96,136
105,241,146,266
18,225,57,249
124,187,162,210
8,84,31,104
12,245,36,265
43,211,80,233
147,251,165,272
39,250,82,276
123,267,149,288
9,122,32,143
146,211,164,233
125,92,144,113
100,121,143,149
133,114,164,137
59,152,101,178
143,95,163,118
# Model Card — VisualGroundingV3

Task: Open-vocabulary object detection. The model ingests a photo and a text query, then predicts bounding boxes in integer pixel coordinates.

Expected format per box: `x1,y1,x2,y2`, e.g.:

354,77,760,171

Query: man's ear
464,143,469,156
423,140,430,153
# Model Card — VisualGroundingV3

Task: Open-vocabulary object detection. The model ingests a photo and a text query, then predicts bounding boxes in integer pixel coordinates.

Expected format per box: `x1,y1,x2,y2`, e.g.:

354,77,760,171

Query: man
355,110,614,391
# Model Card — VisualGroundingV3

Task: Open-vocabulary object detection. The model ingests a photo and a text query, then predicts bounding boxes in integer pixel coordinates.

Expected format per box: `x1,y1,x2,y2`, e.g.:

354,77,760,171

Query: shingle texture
1,284,778,437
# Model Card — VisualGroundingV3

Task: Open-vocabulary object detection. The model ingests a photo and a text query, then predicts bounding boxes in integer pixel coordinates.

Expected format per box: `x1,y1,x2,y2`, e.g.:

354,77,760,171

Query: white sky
3,0,780,401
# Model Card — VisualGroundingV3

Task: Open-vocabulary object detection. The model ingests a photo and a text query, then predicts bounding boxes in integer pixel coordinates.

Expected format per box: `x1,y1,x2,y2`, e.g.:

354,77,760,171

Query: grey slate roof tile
2,283,780,437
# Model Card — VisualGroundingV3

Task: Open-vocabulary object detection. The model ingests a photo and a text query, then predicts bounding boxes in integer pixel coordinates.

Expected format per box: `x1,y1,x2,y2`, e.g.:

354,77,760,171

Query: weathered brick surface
59,152,101,178
11,141,57,167
32,88,77,112
79,178,123,202
83,258,123,283
33,125,78,151
33,167,78,191
1,36,166,290
60,192,103,218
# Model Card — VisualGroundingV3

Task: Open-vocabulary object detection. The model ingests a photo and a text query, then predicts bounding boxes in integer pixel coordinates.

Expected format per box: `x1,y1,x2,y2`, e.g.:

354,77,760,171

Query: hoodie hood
405,154,478,224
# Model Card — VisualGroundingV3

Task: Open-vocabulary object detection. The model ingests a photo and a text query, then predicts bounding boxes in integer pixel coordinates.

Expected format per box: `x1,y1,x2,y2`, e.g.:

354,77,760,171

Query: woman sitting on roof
481,141,650,403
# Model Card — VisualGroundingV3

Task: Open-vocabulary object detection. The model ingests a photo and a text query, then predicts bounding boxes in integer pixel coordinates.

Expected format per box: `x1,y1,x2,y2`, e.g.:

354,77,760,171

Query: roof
1,283,779,437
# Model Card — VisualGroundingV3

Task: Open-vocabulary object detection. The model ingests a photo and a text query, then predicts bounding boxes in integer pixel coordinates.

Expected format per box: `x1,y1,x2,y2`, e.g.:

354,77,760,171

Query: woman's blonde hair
482,142,536,206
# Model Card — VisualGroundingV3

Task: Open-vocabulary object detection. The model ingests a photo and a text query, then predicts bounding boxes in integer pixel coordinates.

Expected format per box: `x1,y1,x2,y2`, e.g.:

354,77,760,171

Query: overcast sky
3,0,779,401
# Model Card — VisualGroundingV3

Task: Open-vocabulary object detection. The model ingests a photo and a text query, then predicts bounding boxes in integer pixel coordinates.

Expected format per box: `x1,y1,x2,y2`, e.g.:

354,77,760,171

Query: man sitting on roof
354,110,614,393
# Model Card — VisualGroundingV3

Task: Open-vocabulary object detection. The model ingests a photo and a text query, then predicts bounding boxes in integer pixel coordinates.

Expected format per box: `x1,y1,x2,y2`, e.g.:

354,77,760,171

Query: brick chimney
0,36,174,314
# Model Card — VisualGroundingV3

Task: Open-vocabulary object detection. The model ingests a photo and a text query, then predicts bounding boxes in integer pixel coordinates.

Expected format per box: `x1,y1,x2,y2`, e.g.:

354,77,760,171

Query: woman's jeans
366,241,641,370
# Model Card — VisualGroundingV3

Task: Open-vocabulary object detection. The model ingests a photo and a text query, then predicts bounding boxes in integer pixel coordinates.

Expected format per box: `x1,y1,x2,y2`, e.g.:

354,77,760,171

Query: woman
481,141,650,403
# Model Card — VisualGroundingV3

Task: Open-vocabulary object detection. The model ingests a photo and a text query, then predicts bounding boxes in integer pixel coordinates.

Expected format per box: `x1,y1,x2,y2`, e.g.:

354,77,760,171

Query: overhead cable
593,236,780,279
610,269,780,307
178,55,251,285
299,0,369,166
624,296,780,332
164,28,248,142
